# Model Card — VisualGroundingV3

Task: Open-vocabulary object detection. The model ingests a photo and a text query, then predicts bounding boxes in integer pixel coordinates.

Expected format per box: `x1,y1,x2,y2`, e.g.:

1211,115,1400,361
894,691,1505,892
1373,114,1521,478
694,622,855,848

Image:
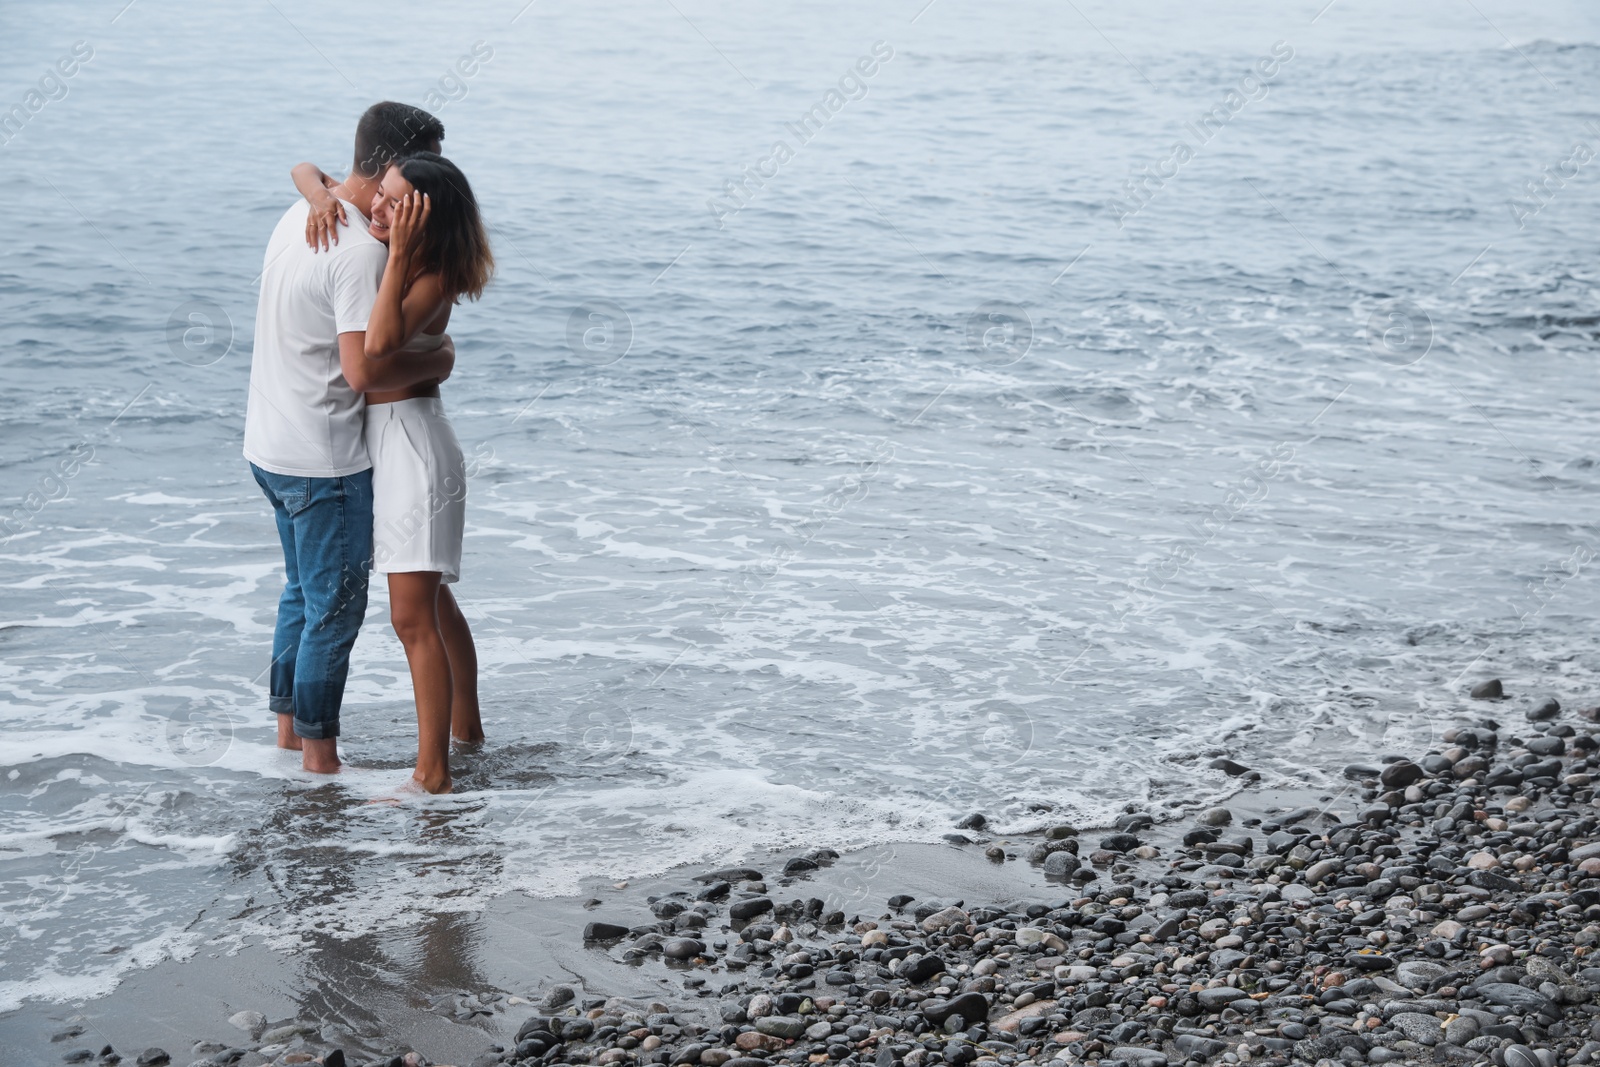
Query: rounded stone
1043,851,1081,877
1196,987,1248,1010
1503,1045,1541,1067
1388,1012,1442,1045
753,1015,808,1040
663,937,706,960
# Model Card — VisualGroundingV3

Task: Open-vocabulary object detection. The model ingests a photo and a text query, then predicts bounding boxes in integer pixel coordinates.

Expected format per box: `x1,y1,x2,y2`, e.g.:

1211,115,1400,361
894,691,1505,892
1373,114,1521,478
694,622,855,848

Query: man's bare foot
301,737,341,774
276,713,303,751
412,769,452,794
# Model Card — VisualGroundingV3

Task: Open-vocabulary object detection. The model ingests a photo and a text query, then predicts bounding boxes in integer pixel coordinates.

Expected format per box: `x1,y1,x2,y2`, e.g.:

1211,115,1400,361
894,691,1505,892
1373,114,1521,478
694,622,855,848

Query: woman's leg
436,585,484,743
388,571,453,793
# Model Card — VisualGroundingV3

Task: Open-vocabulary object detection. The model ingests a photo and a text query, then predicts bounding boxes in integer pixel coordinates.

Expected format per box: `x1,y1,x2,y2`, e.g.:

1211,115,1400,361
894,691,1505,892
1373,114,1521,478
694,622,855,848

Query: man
244,102,453,773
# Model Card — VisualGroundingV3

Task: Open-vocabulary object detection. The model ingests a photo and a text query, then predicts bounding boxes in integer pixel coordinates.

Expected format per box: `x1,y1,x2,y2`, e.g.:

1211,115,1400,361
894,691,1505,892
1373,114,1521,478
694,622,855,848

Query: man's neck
331,170,380,221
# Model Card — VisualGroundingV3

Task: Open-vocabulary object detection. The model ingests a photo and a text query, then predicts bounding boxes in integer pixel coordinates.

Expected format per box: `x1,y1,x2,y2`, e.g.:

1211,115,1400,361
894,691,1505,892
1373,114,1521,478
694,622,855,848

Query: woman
294,152,494,794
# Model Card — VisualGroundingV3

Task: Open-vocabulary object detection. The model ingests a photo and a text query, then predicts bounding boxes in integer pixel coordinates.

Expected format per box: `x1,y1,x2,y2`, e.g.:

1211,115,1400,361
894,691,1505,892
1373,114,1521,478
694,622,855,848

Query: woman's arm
293,163,346,251
365,269,448,360
364,192,450,358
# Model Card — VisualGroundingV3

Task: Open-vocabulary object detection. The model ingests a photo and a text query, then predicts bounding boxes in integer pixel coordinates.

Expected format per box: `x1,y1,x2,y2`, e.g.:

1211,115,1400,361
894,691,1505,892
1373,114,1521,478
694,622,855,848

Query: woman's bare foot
366,776,425,805
413,768,452,794
452,726,485,745
276,713,303,751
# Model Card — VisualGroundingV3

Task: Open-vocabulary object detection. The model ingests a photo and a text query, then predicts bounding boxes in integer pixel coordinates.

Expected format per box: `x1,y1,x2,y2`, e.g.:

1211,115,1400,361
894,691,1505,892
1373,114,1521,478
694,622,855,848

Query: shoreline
9,689,1600,1067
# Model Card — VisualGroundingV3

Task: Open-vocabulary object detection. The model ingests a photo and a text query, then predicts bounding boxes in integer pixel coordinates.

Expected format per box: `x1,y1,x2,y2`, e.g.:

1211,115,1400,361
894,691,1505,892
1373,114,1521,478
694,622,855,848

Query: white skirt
364,397,466,583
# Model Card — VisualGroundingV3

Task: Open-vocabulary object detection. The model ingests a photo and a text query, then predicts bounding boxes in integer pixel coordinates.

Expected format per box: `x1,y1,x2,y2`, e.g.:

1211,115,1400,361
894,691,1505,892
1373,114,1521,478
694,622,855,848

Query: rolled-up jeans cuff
294,717,339,741
269,696,294,716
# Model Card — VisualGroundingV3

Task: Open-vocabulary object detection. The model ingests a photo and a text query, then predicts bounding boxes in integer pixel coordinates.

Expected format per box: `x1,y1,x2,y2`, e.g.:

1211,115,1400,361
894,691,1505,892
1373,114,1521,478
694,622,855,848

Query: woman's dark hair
394,151,494,301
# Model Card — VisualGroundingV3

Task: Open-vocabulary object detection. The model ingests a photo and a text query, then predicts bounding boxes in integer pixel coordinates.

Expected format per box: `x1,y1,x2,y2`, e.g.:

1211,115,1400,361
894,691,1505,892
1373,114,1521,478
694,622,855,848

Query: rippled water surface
4,0,1600,1016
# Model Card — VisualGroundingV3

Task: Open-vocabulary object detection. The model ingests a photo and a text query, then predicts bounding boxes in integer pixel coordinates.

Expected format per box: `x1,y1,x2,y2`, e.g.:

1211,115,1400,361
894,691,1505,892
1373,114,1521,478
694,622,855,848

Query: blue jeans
251,464,373,740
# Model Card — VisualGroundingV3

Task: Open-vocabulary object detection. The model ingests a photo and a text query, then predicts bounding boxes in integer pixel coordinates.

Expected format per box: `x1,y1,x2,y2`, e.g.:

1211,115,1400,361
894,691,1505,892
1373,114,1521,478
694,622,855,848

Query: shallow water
4,0,1600,1019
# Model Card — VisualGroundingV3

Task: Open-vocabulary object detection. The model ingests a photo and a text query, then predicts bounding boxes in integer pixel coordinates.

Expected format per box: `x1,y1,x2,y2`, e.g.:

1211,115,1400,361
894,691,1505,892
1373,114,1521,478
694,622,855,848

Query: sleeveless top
402,330,447,353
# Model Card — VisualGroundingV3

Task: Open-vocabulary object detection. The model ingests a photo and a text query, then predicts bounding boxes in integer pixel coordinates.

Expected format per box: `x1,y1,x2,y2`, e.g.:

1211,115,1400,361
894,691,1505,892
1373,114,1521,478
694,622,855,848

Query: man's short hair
352,101,444,179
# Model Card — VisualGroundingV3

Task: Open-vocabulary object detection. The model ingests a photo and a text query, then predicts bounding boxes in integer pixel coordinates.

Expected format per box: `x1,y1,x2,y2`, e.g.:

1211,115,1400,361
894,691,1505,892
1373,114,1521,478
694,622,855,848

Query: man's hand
433,334,455,383
305,196,347,252
403,334,455,389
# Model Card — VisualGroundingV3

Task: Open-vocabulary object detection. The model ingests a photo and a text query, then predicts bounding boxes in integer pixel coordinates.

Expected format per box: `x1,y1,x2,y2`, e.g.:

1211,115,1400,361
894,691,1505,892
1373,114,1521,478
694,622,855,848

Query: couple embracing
242,102,493,794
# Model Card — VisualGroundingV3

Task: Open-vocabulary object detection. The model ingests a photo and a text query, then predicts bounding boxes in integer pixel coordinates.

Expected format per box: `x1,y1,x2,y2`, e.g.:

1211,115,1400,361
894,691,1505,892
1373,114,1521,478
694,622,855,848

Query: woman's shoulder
406,267,448,292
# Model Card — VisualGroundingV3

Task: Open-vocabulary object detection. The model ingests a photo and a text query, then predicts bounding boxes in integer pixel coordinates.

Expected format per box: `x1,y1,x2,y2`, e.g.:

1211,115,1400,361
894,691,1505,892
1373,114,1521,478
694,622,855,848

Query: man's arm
339,332,453,393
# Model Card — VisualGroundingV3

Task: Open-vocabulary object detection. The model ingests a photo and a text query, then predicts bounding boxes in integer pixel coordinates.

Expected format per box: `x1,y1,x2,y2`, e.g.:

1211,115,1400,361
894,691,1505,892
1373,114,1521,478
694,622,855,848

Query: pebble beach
41,682,1600,1067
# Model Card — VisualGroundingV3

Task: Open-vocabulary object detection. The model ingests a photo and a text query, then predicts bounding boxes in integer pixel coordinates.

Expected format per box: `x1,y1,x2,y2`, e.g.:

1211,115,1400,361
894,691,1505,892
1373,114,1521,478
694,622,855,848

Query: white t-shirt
243,199,387,478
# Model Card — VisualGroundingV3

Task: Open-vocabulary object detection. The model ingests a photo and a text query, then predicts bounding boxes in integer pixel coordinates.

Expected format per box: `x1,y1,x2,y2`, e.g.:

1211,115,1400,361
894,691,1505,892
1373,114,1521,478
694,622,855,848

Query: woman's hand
388,191,431,263
304,195,347,252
